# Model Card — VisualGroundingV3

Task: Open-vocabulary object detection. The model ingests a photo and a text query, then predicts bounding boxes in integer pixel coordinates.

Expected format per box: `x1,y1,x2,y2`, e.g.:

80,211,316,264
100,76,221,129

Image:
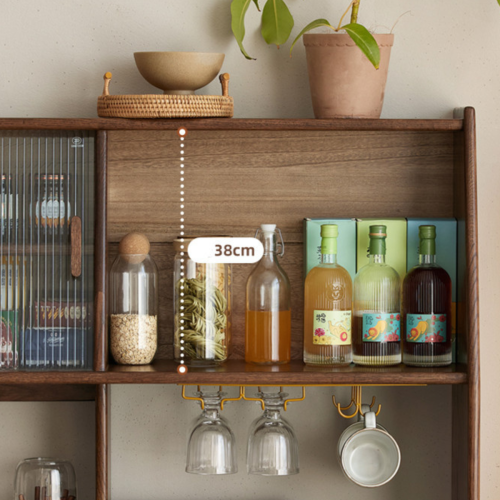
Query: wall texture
0,0,498,498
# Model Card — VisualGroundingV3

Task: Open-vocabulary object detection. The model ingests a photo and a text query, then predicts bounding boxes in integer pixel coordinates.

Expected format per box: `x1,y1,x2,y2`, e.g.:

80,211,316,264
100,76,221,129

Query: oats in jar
110,314,157,365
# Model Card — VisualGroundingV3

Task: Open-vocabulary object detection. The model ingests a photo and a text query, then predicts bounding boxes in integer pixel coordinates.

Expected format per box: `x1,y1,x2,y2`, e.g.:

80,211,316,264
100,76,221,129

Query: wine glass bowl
14,457,77,500
185,390,237,475
246,392,299,476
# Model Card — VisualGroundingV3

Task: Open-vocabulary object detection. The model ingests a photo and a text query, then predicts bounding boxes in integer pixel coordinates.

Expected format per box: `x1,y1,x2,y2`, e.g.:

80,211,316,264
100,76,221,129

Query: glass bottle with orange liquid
304,224,352,365
245,224,291,364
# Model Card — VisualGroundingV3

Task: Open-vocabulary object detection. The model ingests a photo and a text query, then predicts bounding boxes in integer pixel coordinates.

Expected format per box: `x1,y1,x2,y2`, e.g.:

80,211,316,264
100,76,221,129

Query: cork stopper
118,232,150,264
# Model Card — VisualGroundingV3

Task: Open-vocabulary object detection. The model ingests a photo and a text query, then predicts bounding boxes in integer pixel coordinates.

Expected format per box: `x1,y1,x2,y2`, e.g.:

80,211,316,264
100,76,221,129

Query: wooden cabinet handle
71,216,82,278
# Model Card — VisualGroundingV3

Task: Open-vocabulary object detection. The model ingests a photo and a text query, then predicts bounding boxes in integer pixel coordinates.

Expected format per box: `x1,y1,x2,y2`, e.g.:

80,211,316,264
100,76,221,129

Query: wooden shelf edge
0,118,464,132
0,361,467,385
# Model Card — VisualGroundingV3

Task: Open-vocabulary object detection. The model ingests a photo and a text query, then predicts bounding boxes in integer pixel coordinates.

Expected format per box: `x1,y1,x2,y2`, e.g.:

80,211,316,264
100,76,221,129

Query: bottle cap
320,224,338,255
261,224,276,233
369,225,387,238
368,225,387,256
419,225,436,256
320,224,338,238
419,225,436,239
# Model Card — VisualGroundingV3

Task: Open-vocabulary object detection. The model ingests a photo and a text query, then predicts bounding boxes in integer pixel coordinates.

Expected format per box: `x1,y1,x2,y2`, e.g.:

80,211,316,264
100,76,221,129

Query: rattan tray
97,72,234,119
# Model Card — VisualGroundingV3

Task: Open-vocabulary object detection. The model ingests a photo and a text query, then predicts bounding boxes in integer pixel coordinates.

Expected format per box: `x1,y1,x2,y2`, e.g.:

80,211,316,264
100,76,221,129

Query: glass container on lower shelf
14,457,77,500
304,224,352,365
186,389,237,475
403,225,452,366
247,391,299,476
353,225,401,366
174,236,231,365
245,224,291,365
109,233,158,365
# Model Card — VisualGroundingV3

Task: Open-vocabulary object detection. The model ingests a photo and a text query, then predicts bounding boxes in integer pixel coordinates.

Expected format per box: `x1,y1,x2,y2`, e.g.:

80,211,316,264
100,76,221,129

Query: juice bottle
304,224,352,365
353,225,401,366
403,225,452,366
245,224,291,364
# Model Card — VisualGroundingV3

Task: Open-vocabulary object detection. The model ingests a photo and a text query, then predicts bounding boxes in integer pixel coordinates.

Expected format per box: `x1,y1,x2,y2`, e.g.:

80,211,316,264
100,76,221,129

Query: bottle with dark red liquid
403,225,452,367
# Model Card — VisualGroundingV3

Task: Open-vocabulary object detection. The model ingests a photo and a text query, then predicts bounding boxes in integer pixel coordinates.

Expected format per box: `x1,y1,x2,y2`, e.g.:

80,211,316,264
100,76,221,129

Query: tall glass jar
14,457,77,500
174,236,231,365
109,233,158,365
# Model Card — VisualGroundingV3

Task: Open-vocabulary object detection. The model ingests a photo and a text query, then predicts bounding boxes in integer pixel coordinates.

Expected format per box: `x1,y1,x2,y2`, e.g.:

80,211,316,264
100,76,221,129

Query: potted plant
231,0,393,119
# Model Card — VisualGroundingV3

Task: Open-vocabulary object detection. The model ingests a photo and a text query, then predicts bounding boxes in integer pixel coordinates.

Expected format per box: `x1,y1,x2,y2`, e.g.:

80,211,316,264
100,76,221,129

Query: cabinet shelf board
0,360,467,385
0,118,463,132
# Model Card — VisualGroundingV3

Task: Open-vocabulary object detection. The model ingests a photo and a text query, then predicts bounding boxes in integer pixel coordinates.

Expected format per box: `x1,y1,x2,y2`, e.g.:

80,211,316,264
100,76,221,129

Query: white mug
338,410,401,487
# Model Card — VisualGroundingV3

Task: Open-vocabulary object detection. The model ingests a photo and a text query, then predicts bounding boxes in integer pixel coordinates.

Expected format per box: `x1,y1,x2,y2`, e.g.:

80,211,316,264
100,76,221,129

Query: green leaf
253,0,261,10
342,23,380,69
290,18,334,54
231,0,259,60
261,0,294,47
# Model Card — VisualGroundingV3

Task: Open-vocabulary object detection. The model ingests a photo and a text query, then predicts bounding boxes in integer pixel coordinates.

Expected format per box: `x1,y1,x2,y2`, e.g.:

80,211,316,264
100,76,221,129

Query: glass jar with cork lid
173,236,232,365
109,232,158,365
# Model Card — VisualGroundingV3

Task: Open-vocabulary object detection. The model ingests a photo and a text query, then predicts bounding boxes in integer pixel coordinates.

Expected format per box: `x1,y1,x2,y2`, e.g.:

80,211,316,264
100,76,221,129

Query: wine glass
247,391,299,475
186,389,237,475
14,457,77,500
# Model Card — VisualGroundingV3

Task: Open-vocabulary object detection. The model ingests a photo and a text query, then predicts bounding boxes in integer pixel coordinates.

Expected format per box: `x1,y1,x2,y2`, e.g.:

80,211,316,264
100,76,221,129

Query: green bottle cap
368,225,387,255
419,225,436,255
320,224,338,255
419,225,436,239
321,224,338,238
369,225,387,238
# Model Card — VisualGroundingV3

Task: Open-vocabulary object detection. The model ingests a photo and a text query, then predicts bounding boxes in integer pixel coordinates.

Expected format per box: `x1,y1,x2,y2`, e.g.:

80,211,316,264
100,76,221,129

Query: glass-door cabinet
0,131,95,369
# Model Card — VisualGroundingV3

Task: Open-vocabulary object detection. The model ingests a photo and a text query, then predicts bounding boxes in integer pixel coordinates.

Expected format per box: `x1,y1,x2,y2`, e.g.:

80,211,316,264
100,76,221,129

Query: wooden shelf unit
0,109,479,500
0,360,468,386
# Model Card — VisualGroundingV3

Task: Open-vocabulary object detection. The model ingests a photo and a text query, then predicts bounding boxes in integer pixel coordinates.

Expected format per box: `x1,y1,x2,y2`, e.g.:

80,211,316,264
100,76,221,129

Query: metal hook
181,385,205,410
220,386,244,410
277,228,285,257
283,386,305,411
242,386,265,410
365,395,382,416
332,386,382,419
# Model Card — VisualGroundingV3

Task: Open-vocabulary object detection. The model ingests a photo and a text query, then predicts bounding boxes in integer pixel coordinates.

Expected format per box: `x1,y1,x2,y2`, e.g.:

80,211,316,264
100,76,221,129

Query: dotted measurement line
177,127,187,375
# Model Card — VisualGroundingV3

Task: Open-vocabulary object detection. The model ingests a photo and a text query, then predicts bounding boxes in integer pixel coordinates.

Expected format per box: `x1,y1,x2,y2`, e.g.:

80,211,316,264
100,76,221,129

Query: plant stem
351,0,360,24
337,0,356,30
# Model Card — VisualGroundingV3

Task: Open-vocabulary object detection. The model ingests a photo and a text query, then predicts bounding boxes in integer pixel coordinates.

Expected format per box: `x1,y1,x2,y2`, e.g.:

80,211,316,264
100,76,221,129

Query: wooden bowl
134,51,225,95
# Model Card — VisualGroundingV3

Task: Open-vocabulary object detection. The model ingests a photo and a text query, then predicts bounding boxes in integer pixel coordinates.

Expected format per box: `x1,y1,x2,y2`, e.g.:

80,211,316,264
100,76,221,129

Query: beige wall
0,0,498,498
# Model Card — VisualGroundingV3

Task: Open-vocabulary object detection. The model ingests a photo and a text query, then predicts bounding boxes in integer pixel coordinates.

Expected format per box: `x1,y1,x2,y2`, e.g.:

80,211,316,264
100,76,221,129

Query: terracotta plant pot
303,33,394,119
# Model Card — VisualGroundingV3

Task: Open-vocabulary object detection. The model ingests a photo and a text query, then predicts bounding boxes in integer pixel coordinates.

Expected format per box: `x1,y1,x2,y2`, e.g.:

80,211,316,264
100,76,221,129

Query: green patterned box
356,218,407,283
303,218,356,279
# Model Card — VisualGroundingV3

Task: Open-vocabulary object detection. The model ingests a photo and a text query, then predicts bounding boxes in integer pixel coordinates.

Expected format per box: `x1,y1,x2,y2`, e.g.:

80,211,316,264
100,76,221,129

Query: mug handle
357,404,372,422
364,411,377,429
